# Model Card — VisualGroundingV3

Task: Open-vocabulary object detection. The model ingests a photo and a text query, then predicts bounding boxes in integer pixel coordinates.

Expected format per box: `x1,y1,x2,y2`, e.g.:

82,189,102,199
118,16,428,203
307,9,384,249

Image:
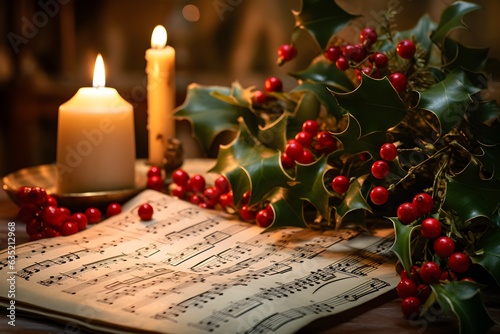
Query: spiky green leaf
335,178,372,219
473,228,500,286
430,1,482,45
443,37,489,72
389,217,418,274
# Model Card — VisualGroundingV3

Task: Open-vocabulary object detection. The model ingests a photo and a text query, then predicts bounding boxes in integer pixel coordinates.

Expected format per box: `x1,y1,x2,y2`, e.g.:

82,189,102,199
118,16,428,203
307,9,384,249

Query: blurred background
0,0,499,177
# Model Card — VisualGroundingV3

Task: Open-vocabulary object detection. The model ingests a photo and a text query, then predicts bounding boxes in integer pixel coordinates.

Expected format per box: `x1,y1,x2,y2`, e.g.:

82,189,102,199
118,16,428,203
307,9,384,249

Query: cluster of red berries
323,26,416,93
397,235,472,318
170,170,275,228
252,76,284,105
281,119,337,169
146,165,164,191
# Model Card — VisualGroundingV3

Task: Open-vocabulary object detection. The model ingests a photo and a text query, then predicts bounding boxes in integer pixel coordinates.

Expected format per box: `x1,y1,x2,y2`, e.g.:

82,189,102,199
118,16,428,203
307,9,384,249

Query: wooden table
0,164,499,334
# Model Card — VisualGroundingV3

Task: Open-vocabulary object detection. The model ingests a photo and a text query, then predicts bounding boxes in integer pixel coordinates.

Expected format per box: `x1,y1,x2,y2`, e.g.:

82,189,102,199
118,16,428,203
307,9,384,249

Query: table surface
0,161,499,334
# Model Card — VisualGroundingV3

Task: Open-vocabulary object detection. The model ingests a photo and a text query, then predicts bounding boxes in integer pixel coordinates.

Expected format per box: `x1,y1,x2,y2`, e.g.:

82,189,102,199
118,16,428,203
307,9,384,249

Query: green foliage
473,228,500,286
389,217,417,274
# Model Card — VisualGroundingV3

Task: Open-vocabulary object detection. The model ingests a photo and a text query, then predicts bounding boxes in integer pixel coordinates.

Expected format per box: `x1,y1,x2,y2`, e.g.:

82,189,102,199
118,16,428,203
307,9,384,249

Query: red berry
203,187,220,207
189,194,203,205
59,207,71,219
106,202,122,217
16,186,32,204
336,56,349,71
412,193,433,215
17,205,39,223
277,44,297,62
371,160,390,179
256,206,274,228
190,174,206,193
172,185,187,198
316,131,333,148
420,261,441,284
85,207,102,224
138,203,154,221
26,219,42,236
41,205,65,227
27,187,48,206
416,284,432,303
42,227,61,238
147,175,164,191
241,191,251,205
295,131,313,148
46,195,58,207
371,52,388,68
264,76,283,92
60,221,79,236
401,297,421,318
370,186,389,205
389,72,407,93
239,204,256,221
219,191,234,209
172,169,190,186
359,27,378,47
448,252,470,273
324,46,342,62
302,120,319,136
281,152,296,169
433,236,455,258
396,278,418,299
396,39,416,59
70,212,88,231
401,266,420,285
397,202,419,224
215,175,230,194
296,149,315,164
332,175,350,194
147,166,162,178
285,139,304,161
420,218,441,239
252,90,267,104
379,143,397,161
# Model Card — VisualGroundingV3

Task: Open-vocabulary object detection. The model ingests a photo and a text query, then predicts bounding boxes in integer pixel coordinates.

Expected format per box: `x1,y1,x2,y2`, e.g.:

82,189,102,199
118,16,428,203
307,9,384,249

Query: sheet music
0,190,399,334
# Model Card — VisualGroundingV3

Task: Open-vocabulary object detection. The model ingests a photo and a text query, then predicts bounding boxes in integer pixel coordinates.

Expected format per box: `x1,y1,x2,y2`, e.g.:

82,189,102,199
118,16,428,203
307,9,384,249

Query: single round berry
241,191,251,205
380,143,397,161
106,202,122,217
17,205,38,223
371,160,390,179
296,149,315,164
28,187,48,206
396,39,416,59
396,278,418,299
215,175,230,194
419,261,441,284
219,191,234,209
417,284,432,303
397,202,419,224
316,131,333,148
401,266,420,285
41,205,65,227
26,219,42,236
172,185,187,198
401,297,421,318
371,52,388,68
147,175,164,191
85,207,102,224
239,204,256,221
349,44,366,62
42,227,61,238
256,206,274,228
420,218,441,239
138,203,154,221
336,56,349,71
147,166,162,178
302,120,319,136
369,186,389,205
285,140,304,161
324,46,342,62
295,131,313,148
190,174,206,193
203,187,220,208
16,186,32,204
46,195,58,207
331,175,350,194
412,193,433,215
252,90,267,104
189,194,203,205
433,236,455,258
448,252,470,273
59,207,71,219
277,44,297,62
264,76,283,92
60,221,79,236
359,27,378,47
70,212,88,231
389,72,407,93
281,152,296,169
172,169,190,186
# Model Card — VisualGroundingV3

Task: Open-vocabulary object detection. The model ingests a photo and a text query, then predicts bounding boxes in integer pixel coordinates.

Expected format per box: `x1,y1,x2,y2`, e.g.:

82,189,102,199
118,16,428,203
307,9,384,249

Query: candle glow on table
145,25,176,166
56,54,136,194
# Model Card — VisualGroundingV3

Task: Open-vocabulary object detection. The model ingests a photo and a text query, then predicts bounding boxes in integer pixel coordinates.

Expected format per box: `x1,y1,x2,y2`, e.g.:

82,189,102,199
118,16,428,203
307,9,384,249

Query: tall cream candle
56,54,136,193
145,25,176,166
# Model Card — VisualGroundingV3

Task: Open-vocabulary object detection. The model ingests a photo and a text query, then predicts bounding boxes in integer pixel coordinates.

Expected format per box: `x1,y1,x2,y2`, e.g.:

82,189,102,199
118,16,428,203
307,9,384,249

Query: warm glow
151,25,167,49
182,4,200,22
93,54,105,88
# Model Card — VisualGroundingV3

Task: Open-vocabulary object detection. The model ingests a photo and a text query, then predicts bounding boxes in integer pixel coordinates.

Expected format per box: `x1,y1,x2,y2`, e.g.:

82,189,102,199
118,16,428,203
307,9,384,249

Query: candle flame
93,54,105,88
151,25,167,49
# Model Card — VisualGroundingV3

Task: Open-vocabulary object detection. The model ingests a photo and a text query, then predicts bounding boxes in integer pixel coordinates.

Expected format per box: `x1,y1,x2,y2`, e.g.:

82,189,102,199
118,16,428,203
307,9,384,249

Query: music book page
0,190,399,334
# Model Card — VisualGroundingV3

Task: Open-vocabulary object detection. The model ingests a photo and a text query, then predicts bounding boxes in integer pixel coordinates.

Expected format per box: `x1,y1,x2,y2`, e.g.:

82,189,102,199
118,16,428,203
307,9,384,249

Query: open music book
0,190,399,334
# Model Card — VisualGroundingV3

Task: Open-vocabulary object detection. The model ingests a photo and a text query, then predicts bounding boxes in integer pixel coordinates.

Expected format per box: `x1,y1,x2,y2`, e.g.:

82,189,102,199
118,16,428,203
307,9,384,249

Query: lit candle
145,25,176,166
56,54,136,194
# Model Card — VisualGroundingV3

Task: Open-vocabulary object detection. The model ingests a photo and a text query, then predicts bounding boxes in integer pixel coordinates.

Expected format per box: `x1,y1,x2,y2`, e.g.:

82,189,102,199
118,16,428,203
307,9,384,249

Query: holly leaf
468,100,500,146
270,195,308,230
286,91,322,138
443,161,500,222
389,217,418,274
335,177,372,220
430,1,481,46
443,37,489,72
292,0,359,50
175,83,241,154
432,281,495,334
416,68,482,134
332,75,408,137
473,228,500,286
293,80,345,120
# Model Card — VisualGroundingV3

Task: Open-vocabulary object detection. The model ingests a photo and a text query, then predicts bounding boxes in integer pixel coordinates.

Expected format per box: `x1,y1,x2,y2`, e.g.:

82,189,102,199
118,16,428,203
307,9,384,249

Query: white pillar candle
56,54,136,194
145,25,176,166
